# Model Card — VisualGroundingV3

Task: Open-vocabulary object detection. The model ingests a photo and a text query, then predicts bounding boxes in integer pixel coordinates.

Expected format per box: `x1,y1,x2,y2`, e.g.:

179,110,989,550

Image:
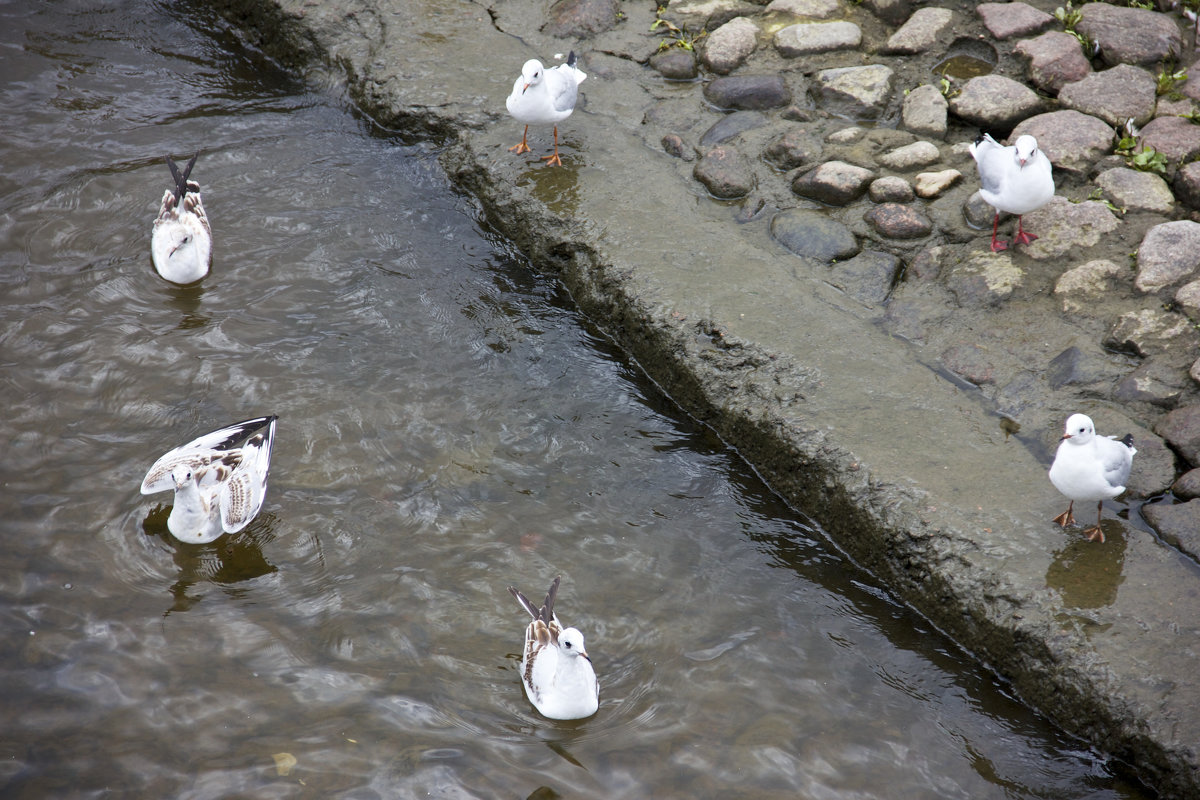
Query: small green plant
651,9,706,51
1086,187,1124,214
1054,1,1082,31
1156,65,1188,98
1127,146,1169,175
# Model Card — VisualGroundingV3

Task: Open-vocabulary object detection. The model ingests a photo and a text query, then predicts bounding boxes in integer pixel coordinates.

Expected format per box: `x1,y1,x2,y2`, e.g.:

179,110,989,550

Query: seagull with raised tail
508,575,599,720
1048,413,1135,543
151,152,212,284
506,52,586,167
140,416,277,544
969,133,1054,252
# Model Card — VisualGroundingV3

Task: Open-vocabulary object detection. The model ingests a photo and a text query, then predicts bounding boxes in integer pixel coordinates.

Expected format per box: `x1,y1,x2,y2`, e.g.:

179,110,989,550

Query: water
0,2,1148,797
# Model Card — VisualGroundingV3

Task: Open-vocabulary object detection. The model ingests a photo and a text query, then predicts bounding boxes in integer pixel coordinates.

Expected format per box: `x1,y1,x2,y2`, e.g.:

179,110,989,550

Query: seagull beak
1061,433,1072,440
579,649,592,662
521,82,530,94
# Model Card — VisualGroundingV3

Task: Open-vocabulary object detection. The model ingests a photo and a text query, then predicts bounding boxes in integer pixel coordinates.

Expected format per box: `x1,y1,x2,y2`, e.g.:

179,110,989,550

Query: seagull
969,133,1054,252
506,52,586,167
507,576,599,720
151,152,212,284
140,416,277,544
1048,413,1135,543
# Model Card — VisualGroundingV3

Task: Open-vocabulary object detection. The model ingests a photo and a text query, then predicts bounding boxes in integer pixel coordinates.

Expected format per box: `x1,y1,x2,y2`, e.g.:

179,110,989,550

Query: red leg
1012,215,1038,245
1084,501,1106,543
508,125,531,155
540,126,564,167
989,213,1008,252
1052,500,1075,528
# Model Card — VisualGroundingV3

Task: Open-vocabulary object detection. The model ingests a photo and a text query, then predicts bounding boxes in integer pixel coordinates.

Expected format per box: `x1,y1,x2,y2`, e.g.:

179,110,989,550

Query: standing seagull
507,576,599,720
151,152,212,284
506,52,586,167
969,133,1054,252
1048,413,1135,543
140,416,277,544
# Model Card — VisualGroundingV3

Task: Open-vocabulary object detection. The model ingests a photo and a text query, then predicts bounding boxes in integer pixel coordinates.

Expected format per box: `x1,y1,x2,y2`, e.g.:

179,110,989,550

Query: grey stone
861,0,912,26
1123,425,1180,498
869,176,914,203
1140,115,1200,163
865,203,933,239
914,169,961,199
878,141,940,170
664,0,760,29
949,75,1044,131
1011,111,1114,176
651,49,698,81
1104,309,1196,357
1143,500,1200,561
1136,221,1200,293
1114,361,1188,409
763,127,823,170
946,251,1024,307
1172,468,1200,500
1054,259,1125,313
693,145,755,198
1020,198,1119,261
764,0,840,17
1045,346,1122,389
882,7,953,55
1058,65,1157,128
1173,161,1200,211
770,208,859,262
542,0,619,36
791,160,875,205
1094,168,1174,215
700,110,768,146
1076,3,1183,67
661,133,690,159
1014,31,1092,94
813,65,894,120
963,190,998,229
704,74,792,110
1175,279,1200,322
901,84,947,140
827,250,899,305
1155,404,1200,467
701,16,759,74
774,21,861,57
976,2,1054,40
942,343,995,386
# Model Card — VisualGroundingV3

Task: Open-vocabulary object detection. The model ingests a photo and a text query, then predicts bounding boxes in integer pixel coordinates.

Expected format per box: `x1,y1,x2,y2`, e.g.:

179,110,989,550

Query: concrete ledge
209,0,1200,795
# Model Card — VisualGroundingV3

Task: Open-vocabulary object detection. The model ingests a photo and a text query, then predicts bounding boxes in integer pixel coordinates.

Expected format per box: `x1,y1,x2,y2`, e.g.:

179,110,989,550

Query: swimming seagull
969,133,1054,252
506,52,587,167
507,576,599,720
140,416,278,544
151,152,212,284
1048,413,1135,543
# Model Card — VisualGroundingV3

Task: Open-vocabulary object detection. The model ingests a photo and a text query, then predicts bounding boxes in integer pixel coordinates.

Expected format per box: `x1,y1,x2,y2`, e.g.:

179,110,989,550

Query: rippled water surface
0,3,1150,798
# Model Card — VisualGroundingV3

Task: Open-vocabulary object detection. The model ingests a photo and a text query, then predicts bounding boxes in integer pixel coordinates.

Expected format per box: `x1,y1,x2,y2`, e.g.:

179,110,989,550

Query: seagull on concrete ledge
1048,413,1135,543
506,52,586,167
969,133,1054,252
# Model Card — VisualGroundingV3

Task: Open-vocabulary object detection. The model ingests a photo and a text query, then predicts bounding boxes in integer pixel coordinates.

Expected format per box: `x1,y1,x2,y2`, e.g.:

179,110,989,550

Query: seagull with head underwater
506,52,586,167
1048,413,1135,543
969,133,1054,252
508,575,599,720
151,152,212,284
140,416,277,544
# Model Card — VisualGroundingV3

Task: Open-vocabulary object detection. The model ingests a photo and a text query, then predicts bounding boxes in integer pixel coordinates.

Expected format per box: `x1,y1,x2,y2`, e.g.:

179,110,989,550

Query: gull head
152,216,211,284
1060,413,1096,445
171,464,196,490
558,627,590,662
519,59,545,94
1013,135,1040,168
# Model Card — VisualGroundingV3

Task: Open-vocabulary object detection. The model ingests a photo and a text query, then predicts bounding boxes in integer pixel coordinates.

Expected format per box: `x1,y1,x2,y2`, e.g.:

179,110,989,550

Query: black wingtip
1120,433,1134,448
566,51,577,68
167,151,200,204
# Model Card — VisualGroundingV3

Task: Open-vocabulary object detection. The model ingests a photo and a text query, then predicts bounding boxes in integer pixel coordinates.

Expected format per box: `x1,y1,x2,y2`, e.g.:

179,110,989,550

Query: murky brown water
0,3,1151,797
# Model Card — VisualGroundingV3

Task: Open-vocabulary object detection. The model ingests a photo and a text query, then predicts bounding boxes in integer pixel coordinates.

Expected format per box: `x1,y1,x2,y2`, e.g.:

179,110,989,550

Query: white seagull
151,152,212,284
506,52,586,167
507,576,599,720
969,133,1054,252
140,416,277,544
1048,413,1135,543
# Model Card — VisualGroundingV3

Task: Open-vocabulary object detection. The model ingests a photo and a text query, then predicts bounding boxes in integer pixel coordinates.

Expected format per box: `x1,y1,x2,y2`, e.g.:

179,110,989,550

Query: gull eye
563,640,572,649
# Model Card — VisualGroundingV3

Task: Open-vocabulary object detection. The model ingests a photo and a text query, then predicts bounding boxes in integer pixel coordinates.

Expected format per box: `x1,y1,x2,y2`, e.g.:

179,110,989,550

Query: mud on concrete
209,0,1200,795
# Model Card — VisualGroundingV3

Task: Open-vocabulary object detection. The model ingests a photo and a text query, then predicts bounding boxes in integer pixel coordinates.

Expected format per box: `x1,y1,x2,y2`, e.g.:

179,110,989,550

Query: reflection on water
0,2,1149,798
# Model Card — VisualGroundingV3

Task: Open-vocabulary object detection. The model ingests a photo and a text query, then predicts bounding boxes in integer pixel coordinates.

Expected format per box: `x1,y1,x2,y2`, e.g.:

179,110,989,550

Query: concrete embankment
211,0,1200,794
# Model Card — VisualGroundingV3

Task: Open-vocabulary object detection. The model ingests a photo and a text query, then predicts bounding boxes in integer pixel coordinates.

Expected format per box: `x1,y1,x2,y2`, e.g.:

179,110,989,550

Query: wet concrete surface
209,0,1200,795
